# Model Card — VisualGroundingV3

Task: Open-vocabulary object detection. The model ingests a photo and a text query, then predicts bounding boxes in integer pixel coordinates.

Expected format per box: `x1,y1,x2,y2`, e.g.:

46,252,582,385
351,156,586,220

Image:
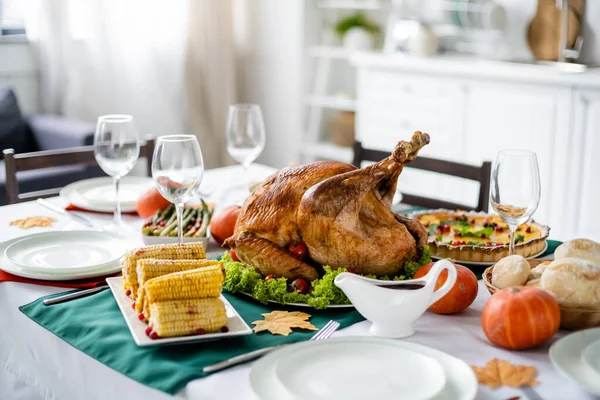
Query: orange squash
210,205,241,246
136,188,171,218
482,286,560,350
414,261,478,314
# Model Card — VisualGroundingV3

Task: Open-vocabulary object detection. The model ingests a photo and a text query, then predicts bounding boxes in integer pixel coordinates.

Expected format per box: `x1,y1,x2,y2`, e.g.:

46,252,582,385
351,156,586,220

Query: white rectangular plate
106,277,253,346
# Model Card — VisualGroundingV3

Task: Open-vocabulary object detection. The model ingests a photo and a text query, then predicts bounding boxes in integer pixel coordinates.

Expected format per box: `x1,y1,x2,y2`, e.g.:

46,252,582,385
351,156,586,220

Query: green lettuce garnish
222,245,432,310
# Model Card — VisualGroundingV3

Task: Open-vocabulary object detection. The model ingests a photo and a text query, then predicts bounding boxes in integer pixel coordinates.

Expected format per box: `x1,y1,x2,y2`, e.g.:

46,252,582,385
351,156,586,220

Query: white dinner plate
583,340,600,377
550,328,600,396
431,242,549,267
0,235,122,281
250,337,477,400
275,340,446,400
106,277,253,346
5,231,126,274
60,176,154,213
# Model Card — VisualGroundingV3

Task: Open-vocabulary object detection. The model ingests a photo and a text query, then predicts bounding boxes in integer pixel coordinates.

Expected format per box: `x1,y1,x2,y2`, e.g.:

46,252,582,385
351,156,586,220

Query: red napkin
65,204,138,215
0,269,119,288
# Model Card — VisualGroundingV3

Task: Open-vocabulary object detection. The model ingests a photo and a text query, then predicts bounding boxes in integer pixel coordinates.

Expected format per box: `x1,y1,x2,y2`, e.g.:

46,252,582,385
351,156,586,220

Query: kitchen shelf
302,141,354,163
316,0,384,10
305,95,356,111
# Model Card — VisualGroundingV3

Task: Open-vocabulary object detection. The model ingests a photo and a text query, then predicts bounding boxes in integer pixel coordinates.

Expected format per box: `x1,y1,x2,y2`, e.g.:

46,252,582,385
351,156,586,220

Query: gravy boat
334,259,457,338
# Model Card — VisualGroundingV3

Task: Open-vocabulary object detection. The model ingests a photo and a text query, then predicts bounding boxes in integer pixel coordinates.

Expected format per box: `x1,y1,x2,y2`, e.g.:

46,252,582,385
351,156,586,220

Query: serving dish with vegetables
141,201,213,245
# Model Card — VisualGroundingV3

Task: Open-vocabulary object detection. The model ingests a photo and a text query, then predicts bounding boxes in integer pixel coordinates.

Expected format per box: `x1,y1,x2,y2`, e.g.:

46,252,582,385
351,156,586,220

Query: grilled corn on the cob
148,298,227,337
121,242,206,294
135,259,220,311
139,264,224,318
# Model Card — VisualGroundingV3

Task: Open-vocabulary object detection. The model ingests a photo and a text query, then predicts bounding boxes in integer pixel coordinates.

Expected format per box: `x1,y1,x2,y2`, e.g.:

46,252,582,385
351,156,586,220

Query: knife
37,198,94,228
43,285,108,306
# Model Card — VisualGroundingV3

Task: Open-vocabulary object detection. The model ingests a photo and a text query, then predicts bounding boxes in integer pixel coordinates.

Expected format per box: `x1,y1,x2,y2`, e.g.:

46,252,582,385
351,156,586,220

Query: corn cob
135,259,220,311
139,264,224,318
148,298,227,337
121,242,206,294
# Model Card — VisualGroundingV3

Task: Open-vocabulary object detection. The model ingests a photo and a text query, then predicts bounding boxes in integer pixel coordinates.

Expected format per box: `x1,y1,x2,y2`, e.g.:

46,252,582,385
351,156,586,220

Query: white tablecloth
0,165,596,400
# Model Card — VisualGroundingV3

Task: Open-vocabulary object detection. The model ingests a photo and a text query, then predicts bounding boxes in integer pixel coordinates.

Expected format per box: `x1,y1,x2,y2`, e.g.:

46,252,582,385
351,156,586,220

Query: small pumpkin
482,286,560,350
210,205,241,246
414,261,478,314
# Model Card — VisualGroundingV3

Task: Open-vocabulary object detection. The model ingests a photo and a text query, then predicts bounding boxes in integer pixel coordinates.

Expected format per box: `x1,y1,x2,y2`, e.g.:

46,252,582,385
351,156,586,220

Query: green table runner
20,290,364,395
19,239,561,394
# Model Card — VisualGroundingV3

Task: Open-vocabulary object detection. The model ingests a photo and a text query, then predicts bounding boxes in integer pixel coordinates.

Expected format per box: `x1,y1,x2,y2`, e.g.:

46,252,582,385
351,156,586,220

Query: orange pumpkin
210,205,241,246
482,286,560,350
136,188,170,218
414,261,478,314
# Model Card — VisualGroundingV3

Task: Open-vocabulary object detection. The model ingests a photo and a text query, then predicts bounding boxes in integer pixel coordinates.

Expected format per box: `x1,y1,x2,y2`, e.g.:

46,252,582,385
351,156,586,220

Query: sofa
0,86,103,205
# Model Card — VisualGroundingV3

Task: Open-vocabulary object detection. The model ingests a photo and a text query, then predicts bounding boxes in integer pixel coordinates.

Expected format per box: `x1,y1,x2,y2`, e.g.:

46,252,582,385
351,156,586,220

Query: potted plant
334,12,381,50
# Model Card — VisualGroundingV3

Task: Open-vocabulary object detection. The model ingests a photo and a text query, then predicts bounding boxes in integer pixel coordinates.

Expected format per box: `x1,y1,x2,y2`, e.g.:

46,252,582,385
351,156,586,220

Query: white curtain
24,0,237,167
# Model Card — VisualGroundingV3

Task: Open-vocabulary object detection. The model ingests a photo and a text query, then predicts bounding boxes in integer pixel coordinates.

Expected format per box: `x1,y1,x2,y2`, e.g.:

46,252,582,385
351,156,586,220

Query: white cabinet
463,82,572,237
571,89,600,241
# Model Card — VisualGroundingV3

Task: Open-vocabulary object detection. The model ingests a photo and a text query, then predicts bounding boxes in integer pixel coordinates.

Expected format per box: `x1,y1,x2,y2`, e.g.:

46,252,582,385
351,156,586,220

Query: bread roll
492,255,530,288
540,258,600,305
528,261,550,281
555,239,600,265
526,278,540,288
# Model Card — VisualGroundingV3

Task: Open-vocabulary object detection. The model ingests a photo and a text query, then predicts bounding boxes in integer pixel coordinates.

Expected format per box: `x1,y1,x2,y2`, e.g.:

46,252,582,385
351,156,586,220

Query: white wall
0,40,39,113
235,0,304,168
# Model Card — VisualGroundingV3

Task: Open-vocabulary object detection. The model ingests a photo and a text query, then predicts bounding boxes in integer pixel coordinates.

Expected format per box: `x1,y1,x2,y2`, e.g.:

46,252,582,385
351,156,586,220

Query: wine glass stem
176,202,184,244
243,162,251,192
508,225,517,255
113,177,122,227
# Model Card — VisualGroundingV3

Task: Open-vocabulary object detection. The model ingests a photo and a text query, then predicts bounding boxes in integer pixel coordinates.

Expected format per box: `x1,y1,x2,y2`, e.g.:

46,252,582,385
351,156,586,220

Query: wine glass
152,135,204,243
94,115,140,232
226,104,266,189
490,150,541,255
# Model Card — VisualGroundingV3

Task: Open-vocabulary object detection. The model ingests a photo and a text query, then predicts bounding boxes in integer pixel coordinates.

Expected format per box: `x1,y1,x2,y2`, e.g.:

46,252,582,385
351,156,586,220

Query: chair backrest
352,141,492,212
3,137,155,204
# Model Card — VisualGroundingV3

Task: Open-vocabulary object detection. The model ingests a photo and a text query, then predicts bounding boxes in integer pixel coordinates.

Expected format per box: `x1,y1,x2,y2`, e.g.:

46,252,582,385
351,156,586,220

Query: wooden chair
3,137,155,204
352,141,492,212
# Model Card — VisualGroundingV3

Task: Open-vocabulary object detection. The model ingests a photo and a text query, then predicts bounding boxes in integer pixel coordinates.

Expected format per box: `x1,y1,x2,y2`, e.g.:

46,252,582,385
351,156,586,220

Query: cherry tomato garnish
288,241,308,259
289,278,310,295
230,248,240,262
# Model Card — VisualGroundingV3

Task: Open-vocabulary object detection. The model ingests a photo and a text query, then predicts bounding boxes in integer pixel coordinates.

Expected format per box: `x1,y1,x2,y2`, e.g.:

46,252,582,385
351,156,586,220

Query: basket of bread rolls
483,238,600,330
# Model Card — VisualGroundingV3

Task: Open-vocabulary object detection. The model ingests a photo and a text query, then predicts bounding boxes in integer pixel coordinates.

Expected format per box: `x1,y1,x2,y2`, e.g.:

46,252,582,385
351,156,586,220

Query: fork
202,320,340,373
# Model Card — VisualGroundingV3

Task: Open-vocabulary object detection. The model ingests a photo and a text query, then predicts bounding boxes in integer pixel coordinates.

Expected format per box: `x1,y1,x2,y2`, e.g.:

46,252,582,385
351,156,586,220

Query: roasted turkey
225,131,430,281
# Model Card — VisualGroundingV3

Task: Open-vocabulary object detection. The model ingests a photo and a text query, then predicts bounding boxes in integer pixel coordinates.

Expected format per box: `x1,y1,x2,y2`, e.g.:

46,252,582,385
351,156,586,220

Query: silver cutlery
43,285,108,306
203,319,340,373
37,198,94,228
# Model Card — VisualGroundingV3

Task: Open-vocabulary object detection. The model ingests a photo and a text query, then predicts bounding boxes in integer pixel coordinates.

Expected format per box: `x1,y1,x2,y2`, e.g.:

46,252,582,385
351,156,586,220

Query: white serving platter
238,291,354,310
60,176,154,213
550,328,600,396
0,235,122,281
106,276,253,346
5,231,126,274
250,337,477,400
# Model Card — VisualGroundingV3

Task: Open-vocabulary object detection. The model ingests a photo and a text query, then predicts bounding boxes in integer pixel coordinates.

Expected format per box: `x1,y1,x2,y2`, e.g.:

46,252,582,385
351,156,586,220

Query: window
1,0,26,35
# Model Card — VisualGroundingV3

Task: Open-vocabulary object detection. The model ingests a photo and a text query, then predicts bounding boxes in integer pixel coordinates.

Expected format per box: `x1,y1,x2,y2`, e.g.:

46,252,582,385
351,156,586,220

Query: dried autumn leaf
10,216,56,229
471,359,539,389
252,310,318,336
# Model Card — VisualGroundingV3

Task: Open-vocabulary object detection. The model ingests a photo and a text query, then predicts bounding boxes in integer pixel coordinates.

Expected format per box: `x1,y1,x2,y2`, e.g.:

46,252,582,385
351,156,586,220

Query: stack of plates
60,176,154,213
550,328,600,396
250,337,477,400
0,231,126,280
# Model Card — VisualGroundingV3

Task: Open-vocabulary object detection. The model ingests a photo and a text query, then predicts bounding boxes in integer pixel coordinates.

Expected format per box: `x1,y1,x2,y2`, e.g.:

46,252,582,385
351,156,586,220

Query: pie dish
408,209,550,263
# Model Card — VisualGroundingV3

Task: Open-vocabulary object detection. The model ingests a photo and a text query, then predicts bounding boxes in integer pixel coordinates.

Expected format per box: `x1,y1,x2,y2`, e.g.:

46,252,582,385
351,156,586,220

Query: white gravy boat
334,259,457,338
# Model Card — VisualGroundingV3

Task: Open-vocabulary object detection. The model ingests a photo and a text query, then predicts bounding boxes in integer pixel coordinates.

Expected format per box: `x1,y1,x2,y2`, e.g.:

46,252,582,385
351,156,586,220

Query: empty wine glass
152,135,204,243
94,115,140,232
490,150,541,255
226,104,266,189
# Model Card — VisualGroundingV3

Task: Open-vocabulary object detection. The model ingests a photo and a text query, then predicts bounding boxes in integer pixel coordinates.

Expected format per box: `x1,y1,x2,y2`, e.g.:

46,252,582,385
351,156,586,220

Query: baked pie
409,209,550,263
